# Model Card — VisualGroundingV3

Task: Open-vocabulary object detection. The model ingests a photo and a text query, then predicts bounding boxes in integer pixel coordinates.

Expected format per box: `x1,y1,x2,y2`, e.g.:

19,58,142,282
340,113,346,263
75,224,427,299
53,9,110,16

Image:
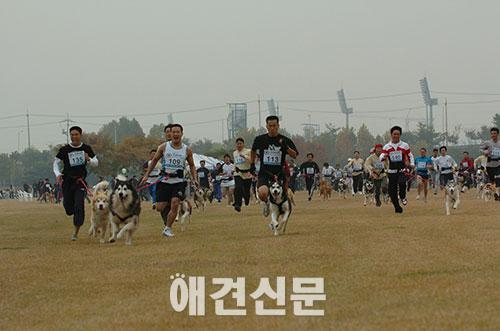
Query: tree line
1,114,498,186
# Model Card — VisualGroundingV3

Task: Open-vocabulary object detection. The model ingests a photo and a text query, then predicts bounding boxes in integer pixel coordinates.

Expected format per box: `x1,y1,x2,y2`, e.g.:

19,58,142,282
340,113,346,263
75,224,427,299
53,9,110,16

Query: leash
76,178,93,197
136,175,166,192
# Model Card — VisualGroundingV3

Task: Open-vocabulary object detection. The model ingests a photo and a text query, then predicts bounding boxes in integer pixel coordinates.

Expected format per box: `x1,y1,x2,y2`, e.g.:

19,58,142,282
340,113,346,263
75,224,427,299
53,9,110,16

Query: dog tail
94,181,110,193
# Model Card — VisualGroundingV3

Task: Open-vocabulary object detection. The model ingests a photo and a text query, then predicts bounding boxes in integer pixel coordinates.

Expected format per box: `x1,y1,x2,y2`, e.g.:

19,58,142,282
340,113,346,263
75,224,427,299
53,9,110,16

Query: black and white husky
444,179,460,216
109,175,141,245
268,181,292,236
363,179,375,206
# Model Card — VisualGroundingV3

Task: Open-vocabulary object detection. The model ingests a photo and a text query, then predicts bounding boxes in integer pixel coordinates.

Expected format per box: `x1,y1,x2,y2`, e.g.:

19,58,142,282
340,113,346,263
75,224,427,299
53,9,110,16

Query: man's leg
234,176,243,208
374,179,382,206
72,184,86,240
399,173,407,201
243,178,252,206
388,173,402,213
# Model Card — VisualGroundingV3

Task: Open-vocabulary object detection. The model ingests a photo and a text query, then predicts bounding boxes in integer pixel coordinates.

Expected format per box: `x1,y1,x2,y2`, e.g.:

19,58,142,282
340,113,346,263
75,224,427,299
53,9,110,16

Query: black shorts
440,173,454,186
486,166,500,184
257,173,284,188
417,172,429,180
156,181,187,203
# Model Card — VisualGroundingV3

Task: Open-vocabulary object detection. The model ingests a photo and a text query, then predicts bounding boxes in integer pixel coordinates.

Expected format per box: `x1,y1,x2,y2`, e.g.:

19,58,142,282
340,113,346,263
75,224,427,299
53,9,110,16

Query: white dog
268,181,292,236
444,179,460,216
192,187,207,212
176,200,192,231
363,179,375,206
88,181,110,243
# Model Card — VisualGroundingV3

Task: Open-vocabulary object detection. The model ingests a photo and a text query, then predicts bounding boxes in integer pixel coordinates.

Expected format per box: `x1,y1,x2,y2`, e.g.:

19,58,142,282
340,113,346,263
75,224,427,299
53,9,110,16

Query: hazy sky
1,0,499,153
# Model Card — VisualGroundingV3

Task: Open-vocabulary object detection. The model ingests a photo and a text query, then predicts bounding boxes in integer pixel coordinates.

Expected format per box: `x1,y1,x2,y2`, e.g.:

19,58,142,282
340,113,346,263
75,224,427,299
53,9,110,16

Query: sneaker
395,206,403,213
416,195,420,200
234,205,241,212
71,234,78,241
152,204,156,210
402,198,408,206
162,227,175,237
376,200,381,207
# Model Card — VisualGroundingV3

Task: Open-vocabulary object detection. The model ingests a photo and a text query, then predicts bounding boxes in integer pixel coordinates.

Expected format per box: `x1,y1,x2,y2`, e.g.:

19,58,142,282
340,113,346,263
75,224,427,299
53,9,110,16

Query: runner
164,124,173,141
53,126,98,240
211,162,223,204
251,115,298,220
220,154,235,207
347,151,364,195
140,124,198,237
143,149,162,209
414,147,433,202
434,146,457,189
197,160,211,191
380,126,414,213
364,143,387,207
459,151,474,191
430,148,440,195
300,153,320,201
321,162,335,182
288,159,299,193
480,127,500,200
233,138,252,212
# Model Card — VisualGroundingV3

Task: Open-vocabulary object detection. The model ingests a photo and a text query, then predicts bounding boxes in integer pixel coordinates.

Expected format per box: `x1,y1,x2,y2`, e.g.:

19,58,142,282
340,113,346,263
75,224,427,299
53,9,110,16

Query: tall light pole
337,89,353,130
26,108,31,149
419,77,438,129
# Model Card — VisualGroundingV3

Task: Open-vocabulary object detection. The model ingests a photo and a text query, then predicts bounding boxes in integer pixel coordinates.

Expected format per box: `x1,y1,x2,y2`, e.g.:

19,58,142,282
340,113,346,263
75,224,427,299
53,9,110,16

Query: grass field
1,190,499,330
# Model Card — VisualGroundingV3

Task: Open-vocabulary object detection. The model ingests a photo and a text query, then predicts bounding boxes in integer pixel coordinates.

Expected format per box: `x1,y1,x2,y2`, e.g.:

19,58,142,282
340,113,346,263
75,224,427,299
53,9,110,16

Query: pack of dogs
80,168,498,244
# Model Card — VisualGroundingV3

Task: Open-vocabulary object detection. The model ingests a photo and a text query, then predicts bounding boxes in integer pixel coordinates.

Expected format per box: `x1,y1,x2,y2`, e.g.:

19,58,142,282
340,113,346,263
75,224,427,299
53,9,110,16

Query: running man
233,138,252,212
300,153,320,201
347,151,364,195
196,160,211,191
434,146,457,189
380,126,414,213
414,147,433,202
221,154,235,206
251,115,298,219
321,162,335,182
364,143,387,207
53,126,98,240
480,127,500,200
430,147,440,195
144,149,162,209
140,124,198,237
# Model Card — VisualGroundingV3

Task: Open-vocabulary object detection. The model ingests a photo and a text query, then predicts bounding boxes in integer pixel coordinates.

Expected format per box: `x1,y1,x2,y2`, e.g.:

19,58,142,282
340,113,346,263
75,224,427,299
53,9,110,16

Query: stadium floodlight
419,77,438,129
337,89,353,129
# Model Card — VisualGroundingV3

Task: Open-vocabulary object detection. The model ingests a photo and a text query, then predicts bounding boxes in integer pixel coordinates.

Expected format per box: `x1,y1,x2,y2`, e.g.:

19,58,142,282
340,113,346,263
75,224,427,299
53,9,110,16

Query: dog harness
269,193,290,215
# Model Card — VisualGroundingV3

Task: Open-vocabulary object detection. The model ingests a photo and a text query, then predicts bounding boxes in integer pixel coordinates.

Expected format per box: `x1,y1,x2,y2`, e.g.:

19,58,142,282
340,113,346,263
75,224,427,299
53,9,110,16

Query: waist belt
387,169,399,174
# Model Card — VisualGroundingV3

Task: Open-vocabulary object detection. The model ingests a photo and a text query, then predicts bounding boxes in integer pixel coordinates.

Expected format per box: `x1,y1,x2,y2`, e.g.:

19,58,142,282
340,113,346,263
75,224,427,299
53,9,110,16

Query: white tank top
162,142,187,184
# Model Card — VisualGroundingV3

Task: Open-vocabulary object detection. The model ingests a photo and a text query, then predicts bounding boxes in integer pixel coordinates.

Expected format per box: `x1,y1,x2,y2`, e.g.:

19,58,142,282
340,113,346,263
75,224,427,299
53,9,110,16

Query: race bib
68,151,85,167
306,167,315,175
263,149,281,166
389,151,403,162
462,162,468,168
492,147,500,159
235,155,246,164
417,161,427,170
353,164,362,171
374,162,384,170
164,155,183,170
198,172,205,178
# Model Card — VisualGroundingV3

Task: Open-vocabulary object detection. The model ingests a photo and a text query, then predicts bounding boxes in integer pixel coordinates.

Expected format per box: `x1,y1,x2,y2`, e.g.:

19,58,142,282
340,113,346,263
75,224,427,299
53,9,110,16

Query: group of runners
53,119,500,239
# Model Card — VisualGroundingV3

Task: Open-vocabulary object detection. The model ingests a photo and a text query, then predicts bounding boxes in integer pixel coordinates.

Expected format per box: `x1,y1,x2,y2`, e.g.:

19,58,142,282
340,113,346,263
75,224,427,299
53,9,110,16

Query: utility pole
221,120,224,142
337,89,353,130
444,98,448,145
113,122,118,144
65,113,70,144
258,95,261,128
26,109,31,149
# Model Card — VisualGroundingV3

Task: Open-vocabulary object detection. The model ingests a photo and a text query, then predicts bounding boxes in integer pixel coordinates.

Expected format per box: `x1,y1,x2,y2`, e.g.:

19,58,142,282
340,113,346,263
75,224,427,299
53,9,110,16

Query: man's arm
186,148,198,186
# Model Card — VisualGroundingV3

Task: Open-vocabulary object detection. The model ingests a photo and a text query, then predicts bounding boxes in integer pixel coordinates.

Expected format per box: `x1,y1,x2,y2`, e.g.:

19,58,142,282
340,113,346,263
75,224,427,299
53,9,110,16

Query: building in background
227,103,247,139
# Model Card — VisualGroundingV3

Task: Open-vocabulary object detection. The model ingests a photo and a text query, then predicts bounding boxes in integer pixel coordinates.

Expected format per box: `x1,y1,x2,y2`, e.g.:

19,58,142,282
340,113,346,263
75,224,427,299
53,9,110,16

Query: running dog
337,178,348,199
109,175,141,245
268,181,292,236
319,179,332,200
363,179,375,206
192,187,207,211
444,179,460,216
176,200,192,231
88,181,110,243
481,183,495,201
